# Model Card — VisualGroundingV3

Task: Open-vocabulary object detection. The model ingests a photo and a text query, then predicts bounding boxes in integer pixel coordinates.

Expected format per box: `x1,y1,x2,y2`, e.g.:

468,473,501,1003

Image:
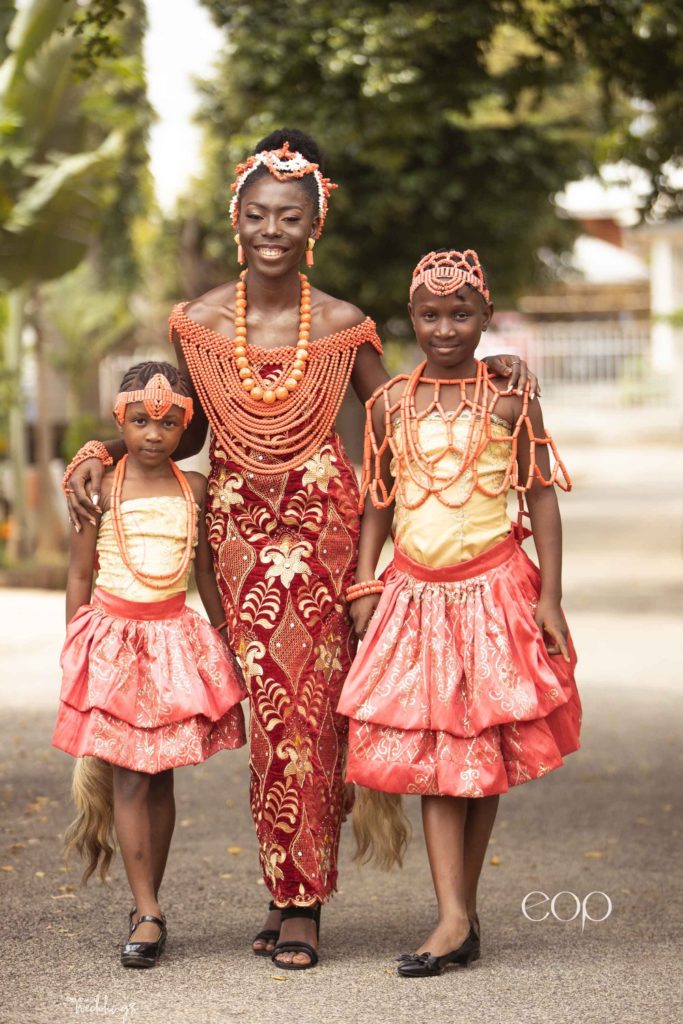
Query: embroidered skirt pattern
206,432,360,906
53,589,247,773
338,532,581,797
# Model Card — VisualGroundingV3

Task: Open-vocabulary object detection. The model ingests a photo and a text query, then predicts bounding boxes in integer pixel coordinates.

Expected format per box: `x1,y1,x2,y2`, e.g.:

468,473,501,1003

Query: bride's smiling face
238,176,320,277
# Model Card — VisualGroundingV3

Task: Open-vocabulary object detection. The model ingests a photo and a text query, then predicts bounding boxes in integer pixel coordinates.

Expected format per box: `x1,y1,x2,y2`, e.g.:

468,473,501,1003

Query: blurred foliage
0,0,153,559
1,0,119,289
514,1,683,217
0,293,13,451
0,0,152,291
0,2,16,62
42,259,136,410
63,0,127,77
62,412,115,461
177,0,682,322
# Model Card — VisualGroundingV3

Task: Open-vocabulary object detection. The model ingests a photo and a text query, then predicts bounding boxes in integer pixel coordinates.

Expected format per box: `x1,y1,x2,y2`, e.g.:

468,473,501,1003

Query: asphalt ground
1,439,681,1024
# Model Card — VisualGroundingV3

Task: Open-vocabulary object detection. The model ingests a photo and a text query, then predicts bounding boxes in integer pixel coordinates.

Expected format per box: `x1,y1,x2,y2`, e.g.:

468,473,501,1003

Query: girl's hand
535,597,570,662
216,626,247,689
66,458,104,532
350,593,381,638
482,355,540,399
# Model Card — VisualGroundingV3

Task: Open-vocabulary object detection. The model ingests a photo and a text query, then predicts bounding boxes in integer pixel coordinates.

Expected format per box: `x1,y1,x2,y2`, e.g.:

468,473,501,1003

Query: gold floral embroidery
260,535,312,589
314,632,343,683
235,637,265,684
262,840,287,884
206,427,361,906
302,444,340,493
277,734,314,786
208,468,244,512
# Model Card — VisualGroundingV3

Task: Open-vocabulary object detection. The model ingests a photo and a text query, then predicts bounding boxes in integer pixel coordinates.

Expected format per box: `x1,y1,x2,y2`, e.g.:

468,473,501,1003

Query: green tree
513,1,683,216
0,0,151,560
187,0,680,323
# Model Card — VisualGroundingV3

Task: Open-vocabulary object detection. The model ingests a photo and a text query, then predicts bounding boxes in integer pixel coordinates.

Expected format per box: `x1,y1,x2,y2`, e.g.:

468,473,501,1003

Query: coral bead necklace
110,454,198,589
234,270,311,403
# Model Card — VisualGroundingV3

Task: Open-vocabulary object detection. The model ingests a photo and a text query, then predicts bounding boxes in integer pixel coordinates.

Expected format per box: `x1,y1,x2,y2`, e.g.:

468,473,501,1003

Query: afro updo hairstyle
238,128,325,216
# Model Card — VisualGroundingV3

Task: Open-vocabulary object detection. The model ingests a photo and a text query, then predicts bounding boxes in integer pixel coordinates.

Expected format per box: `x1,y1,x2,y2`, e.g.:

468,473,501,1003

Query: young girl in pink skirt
53,361,246,968
337,249,581,977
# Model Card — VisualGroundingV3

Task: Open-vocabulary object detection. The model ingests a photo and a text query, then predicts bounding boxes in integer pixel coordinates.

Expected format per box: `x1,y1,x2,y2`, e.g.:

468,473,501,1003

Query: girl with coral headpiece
53,361,246,969
63,130,539,970
337,249,581,977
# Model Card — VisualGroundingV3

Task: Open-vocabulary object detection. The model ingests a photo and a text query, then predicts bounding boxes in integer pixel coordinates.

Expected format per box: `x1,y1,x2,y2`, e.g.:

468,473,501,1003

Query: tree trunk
33,297,65,561
5,285,32,561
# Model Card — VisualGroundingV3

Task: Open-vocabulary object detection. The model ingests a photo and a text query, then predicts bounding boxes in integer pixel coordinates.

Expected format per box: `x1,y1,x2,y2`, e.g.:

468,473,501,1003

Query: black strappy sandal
270,904,321,971
252,900,280,957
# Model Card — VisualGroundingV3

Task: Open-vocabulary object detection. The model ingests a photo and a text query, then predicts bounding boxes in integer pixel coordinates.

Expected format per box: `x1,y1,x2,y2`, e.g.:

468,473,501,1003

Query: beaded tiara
114,374,194,428
229,141,338,239
410,249,490,303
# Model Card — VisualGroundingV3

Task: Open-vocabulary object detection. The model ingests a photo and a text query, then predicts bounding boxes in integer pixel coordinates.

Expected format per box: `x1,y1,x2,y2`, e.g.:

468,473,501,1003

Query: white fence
481,321,673,406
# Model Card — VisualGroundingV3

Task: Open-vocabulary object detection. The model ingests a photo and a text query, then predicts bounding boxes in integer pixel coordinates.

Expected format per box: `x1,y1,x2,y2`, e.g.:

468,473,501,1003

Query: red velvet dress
169,304,382,905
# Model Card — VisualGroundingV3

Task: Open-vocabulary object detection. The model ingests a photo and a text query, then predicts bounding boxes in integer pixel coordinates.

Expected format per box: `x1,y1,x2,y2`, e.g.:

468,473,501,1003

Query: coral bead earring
306,238,315,267
234,233,245,265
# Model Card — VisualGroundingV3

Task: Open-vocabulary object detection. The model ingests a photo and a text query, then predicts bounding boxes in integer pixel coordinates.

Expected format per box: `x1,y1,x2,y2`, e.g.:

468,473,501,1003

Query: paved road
1,439,681,1024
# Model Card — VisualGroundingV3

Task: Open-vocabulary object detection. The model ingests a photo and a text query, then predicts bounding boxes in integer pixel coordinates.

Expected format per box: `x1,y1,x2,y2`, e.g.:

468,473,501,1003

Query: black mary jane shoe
397,925,479,978
121,913,167,969
270,904,321,971
252,900,280,958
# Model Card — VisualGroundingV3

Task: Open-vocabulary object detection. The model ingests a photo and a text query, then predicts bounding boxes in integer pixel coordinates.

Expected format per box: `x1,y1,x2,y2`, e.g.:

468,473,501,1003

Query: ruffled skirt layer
52,588,247,773
337,532,581,797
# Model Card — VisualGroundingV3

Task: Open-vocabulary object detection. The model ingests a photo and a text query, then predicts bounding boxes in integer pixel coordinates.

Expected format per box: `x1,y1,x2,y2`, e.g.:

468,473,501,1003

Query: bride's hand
482,355,540,399
65,458,104,532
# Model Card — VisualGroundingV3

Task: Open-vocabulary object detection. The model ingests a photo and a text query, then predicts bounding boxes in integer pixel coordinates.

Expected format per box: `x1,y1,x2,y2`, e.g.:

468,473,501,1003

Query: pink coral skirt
337,532,581,797
52,588,247,773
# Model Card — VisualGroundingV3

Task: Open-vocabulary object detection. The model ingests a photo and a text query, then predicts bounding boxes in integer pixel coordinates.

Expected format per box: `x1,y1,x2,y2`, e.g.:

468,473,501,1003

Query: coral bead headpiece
410,249,490,303
229,141,338,239
114,374,194,428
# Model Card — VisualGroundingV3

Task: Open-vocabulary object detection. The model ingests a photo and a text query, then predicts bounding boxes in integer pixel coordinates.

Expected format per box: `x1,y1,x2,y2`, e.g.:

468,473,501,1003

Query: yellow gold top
96,497,196,602
392,411,512,567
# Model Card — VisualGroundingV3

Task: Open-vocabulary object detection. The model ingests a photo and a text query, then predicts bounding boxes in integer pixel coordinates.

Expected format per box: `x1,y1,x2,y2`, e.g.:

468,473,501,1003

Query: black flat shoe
252,900,280,957
270,904,321,971
397,925,479,978
121,914,167,969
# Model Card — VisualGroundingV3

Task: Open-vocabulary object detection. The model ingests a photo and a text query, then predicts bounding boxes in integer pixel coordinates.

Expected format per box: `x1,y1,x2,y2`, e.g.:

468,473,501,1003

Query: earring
305,237,315,268
234,233,244,265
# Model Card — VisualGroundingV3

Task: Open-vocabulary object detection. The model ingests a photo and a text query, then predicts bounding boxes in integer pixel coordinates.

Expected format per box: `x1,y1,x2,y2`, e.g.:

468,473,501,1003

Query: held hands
350,593,382,639
65,458,105,532
535,596,571,663
482,355,540,399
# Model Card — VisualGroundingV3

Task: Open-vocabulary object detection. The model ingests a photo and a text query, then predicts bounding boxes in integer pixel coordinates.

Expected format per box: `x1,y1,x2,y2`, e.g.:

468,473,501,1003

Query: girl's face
238,176,320,277
117,402,185,465
409,284,493,375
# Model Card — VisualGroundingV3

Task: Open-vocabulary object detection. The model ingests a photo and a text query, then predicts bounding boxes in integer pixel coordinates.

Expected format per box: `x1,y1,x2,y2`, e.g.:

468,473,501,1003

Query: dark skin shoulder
183,470,208,508
184,281,365,344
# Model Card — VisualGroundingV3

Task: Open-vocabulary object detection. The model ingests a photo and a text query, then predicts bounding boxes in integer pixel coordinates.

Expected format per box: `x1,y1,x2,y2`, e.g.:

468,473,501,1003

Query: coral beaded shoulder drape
169,304,381,474
169,304,382,906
